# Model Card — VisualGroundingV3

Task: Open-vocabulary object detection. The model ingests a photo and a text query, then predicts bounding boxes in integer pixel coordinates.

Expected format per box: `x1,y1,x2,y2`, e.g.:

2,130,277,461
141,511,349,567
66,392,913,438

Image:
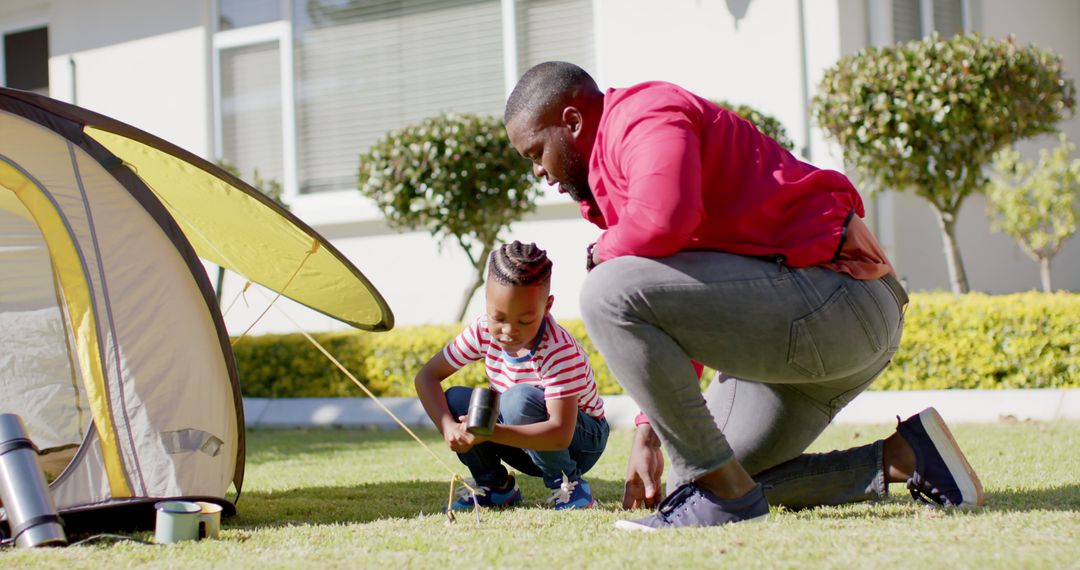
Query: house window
931,0,964,37
293,0,506,194
213,0,595,198
891,0,967,43
517,0,595,73
3,26,49,95
219,42,285,185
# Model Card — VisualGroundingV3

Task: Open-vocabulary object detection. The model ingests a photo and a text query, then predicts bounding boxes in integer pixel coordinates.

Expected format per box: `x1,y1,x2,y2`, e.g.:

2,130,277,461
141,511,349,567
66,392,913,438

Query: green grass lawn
4,421,1079,569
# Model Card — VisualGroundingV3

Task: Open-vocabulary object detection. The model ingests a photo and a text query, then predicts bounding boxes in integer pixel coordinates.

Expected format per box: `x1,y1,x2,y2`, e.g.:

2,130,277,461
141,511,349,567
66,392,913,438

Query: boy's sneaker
896,407,984,509
449,475,523,511
615,482,768,532
548,474,595,510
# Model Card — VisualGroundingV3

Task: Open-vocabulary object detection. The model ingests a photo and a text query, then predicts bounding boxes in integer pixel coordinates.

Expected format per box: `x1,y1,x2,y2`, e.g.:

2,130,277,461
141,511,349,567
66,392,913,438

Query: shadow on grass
229,476,629,529
228,481,1080,531
245,427,445,462
781,483,1080,521
983,484,1080,512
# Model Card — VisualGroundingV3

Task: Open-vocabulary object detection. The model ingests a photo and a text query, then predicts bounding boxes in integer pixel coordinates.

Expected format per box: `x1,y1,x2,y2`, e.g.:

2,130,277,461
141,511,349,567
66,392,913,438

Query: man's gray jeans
581,251,907,509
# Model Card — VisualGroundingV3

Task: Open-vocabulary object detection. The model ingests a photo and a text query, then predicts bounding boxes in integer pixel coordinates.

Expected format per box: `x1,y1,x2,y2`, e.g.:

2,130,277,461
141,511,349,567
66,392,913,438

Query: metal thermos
0,414,67,547
465,387,500,436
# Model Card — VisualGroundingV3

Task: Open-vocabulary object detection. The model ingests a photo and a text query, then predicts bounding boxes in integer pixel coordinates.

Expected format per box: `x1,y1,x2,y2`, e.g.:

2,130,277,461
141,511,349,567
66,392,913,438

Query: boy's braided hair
488,241,553,286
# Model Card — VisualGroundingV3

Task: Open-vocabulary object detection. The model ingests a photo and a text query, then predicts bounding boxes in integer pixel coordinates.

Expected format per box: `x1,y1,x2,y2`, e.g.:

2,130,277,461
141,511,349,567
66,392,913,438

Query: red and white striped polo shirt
442,314,605,419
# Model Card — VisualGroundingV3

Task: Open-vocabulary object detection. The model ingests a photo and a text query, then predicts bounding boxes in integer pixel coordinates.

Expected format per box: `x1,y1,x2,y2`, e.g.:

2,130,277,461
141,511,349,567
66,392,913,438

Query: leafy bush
232,332,372,398
235,321,622,398
357,113,539,320
234,293,1080,397
712,100,795,151
987,134,1080,292
875,292,1080,390
814,33,1076,294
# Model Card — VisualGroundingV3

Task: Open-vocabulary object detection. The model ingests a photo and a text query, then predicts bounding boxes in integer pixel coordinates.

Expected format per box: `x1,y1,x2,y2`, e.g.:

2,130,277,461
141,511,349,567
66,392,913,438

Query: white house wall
0,0,47,35
594,0,811,163
44,0,211,157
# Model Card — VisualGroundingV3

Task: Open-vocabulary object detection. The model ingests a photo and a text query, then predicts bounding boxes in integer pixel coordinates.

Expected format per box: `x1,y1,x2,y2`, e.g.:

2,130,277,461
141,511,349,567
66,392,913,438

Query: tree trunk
455,244,492,322
932,206,970,294
455,271,485,323
215,265,226,306
1040,257,1053,293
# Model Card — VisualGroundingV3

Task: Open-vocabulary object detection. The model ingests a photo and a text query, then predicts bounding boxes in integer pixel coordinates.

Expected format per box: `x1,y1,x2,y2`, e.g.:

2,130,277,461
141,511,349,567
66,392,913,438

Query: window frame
211,0,297,198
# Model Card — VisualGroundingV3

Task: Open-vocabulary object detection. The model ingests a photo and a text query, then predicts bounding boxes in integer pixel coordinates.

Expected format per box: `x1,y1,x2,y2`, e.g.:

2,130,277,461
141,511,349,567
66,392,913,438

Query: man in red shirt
505,61,983,530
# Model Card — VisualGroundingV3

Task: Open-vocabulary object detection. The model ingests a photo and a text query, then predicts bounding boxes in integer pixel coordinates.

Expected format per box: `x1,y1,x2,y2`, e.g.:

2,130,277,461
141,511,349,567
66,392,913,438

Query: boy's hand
623,424,664,509
444,416,488,453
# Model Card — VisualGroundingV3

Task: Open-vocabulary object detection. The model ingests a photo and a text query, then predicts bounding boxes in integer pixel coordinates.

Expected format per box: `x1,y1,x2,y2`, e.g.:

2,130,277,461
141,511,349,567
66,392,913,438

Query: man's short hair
504,61,599,125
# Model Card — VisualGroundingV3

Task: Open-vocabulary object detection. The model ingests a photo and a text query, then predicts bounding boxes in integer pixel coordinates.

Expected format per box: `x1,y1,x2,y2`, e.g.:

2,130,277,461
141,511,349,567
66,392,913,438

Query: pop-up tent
0,86,393,531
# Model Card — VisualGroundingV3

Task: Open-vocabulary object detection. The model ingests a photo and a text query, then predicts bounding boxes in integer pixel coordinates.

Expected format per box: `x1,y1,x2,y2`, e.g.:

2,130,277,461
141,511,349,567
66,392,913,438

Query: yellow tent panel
85,127,392,331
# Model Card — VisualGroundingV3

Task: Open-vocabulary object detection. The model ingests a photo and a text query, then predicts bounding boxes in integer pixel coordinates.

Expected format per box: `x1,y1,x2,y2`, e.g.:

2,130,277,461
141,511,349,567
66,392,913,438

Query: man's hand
585,242,599,271
443,416,487,453
623,424,664,509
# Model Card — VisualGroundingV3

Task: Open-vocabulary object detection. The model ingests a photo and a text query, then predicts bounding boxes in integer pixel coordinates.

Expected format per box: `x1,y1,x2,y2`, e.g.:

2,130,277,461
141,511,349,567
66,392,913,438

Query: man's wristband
586,242,598,271
634,412,661,447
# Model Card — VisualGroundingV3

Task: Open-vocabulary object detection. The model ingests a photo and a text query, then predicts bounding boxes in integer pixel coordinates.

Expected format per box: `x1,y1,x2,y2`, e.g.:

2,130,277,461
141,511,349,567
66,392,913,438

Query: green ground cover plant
235,292,1080,397
3,422,1078,568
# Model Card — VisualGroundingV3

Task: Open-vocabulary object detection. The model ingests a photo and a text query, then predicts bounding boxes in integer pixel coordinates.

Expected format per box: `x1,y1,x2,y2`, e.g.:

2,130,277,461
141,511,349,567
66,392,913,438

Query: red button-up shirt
585,81,884,275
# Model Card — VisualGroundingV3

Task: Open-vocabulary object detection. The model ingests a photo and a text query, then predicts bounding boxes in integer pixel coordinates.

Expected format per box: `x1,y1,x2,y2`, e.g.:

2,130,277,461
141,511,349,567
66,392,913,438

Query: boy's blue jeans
445,384,610,490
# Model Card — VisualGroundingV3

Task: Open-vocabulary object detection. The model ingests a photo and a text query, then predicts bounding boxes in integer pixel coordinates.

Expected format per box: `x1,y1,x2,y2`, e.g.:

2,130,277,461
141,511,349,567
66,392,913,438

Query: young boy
415,241,609,510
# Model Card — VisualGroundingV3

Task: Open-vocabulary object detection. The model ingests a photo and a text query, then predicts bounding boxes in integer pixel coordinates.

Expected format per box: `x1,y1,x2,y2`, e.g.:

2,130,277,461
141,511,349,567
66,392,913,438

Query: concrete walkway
244,389,1080,429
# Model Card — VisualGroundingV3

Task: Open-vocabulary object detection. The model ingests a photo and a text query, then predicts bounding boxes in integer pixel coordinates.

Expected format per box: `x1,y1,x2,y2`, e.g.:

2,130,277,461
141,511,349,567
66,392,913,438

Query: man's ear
561,106,583,137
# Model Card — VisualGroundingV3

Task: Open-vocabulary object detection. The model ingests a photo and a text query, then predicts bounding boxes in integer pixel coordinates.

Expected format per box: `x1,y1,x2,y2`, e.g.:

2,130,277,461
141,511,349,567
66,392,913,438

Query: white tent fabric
0,307,83,452
0,85,392,529
1,110,237,508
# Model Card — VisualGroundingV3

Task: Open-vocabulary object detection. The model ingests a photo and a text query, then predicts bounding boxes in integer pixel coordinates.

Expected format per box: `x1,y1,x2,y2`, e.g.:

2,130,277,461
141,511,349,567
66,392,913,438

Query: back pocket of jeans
787,285,881,379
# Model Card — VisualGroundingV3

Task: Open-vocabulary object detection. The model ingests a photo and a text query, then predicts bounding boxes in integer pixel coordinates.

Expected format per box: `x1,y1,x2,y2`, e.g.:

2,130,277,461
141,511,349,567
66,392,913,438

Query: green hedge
234,321,622,398
874,292,1079,390
233,292,1080,398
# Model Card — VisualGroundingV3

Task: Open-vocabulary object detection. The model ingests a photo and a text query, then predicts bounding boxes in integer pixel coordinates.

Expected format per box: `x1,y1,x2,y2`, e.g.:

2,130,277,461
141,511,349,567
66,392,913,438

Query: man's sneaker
449,475,523,511
896,407,984,508
547,474,595,510
615,482,768,531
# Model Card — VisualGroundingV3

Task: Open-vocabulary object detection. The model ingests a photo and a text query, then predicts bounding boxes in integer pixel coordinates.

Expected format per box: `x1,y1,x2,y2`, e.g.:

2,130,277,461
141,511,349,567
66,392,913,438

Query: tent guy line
229,241,319,348
138,170,320,349
257,287,481,523
221,281,253,320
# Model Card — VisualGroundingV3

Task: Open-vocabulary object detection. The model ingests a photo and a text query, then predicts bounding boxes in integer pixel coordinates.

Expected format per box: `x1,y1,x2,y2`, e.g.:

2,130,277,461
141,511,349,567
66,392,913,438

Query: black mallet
465,387,500,436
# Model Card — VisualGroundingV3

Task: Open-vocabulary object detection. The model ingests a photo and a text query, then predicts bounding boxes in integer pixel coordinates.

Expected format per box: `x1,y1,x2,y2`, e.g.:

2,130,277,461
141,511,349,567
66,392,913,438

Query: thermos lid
0,414,31,447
